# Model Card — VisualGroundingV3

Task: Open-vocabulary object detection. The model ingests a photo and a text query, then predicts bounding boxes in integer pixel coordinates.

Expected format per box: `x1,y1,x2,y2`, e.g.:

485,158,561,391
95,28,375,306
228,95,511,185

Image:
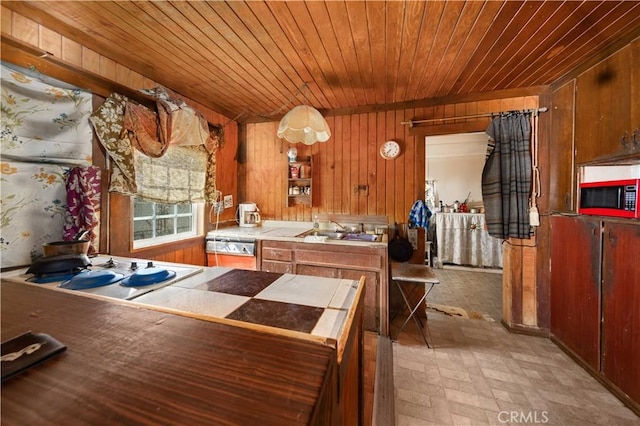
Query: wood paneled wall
241,96,539,225
1,7,239,265
241,110,422,224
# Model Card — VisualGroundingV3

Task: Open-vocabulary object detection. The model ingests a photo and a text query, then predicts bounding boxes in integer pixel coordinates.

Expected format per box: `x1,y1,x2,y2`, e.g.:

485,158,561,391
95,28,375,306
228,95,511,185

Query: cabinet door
575,45,632,163
339,269,380,332
602,221,640,404
550,216,601,370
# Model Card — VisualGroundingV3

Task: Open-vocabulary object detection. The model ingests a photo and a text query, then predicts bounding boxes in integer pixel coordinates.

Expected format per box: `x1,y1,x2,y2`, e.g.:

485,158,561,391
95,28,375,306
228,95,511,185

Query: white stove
1,255,204,301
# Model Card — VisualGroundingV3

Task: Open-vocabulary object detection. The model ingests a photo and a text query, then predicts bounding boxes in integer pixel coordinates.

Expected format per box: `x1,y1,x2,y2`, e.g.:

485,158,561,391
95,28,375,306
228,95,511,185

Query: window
132,199,202,248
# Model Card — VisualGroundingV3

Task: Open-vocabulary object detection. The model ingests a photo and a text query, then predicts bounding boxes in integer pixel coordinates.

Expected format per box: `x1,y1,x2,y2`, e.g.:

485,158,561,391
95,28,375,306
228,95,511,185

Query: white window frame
132,200,204,249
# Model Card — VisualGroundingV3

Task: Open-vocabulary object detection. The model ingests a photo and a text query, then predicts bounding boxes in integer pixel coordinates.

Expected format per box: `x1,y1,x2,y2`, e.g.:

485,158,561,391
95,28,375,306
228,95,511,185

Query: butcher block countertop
0,281,337,425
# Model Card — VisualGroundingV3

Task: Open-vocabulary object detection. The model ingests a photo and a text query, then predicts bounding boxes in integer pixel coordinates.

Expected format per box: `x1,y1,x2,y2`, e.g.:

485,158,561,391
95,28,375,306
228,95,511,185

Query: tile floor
427,266,503,322
390,267,640,426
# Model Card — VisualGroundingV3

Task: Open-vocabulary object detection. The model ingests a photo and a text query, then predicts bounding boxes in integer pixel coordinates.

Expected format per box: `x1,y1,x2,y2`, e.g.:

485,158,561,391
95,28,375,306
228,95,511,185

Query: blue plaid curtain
481,112,532,239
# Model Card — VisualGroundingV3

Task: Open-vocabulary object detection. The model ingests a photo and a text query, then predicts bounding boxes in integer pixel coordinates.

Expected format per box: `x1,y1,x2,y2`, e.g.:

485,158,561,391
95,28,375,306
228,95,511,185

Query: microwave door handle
617,187,624,209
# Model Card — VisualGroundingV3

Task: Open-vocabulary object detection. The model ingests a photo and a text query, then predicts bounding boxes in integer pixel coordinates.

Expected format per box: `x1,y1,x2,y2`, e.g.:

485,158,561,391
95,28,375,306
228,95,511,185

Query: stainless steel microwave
579,179,639,219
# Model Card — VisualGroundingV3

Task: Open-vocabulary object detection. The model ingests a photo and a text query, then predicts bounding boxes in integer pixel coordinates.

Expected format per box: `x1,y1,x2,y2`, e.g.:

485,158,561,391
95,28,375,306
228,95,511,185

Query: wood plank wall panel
243,109,421,223
535,92,553,332
2,8,237,265
549,80,576,212
243,96,538,225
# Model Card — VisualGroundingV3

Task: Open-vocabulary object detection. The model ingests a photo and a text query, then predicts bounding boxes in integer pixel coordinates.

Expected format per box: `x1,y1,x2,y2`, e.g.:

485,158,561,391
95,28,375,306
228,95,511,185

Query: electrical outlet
223,195,233,208
213,201,224,214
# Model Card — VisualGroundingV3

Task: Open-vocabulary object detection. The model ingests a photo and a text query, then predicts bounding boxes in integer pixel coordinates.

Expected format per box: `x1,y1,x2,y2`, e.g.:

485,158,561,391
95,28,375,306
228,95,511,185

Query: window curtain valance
89,88,218,204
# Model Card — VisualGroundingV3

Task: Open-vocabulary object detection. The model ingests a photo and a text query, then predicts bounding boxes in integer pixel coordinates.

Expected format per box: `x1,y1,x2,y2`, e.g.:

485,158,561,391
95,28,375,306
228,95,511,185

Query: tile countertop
206,220,388,246
132,266,364,347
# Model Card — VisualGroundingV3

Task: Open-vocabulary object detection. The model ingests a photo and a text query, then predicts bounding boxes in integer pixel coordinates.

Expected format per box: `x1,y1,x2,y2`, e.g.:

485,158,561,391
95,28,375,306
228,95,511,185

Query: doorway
425,132,503,322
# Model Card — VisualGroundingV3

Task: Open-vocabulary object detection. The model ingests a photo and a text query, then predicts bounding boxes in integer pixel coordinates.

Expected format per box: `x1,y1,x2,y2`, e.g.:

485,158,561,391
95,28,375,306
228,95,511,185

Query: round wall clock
379,140,401,160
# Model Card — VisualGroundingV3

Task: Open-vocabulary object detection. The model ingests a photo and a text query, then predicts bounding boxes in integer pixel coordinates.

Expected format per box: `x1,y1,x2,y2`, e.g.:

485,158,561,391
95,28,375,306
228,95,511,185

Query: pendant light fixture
276,83,330,145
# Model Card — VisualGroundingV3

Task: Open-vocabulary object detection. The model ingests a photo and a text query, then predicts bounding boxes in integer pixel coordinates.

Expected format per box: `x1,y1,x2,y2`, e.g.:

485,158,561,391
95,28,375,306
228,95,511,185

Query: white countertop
207,220,388,246
134,268,360,341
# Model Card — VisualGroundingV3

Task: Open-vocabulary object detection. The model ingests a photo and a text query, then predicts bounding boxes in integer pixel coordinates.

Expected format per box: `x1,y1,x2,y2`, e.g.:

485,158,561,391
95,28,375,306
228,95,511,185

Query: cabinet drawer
296,264,340,278
262,247,293,262
261,260,293,274
296,249,382,269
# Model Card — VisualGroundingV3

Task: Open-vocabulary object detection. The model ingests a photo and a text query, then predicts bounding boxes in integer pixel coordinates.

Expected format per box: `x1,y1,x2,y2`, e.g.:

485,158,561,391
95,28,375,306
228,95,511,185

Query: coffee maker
238,202,261,227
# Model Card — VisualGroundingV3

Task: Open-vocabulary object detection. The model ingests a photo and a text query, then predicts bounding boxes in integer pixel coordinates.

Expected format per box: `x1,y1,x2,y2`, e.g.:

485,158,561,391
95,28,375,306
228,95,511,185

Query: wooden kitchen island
0,280,360,425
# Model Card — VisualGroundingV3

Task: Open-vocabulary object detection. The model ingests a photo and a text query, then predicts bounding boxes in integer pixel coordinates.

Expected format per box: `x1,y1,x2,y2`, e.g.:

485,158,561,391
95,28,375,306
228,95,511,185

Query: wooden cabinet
601,221,640,407
287,156,314,206
575,40,639,164
550,215,640,413
550,216,601,370
261,245,294,273
550,80,576,212
260,240,388,334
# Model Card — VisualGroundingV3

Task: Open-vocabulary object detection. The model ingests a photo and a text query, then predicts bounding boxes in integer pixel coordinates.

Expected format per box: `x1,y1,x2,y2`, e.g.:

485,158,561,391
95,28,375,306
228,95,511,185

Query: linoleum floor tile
392,268,640,426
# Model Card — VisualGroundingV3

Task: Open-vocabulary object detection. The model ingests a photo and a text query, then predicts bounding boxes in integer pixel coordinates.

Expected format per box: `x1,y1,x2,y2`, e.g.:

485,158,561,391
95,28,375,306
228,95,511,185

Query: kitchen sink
296,230,379,242
342,233,378,242
297,230,344,239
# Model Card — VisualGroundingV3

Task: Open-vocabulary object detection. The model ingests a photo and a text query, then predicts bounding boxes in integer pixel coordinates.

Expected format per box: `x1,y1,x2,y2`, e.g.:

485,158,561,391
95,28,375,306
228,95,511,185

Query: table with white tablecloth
435,212,503,268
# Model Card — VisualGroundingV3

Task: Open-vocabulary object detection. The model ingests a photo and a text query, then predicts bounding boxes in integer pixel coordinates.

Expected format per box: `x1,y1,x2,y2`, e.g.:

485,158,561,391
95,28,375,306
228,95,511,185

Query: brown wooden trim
508,241,523,326
535,92,553,332
124,236,206,259
108,193,132,255
1,34,229,129
500,319,548,337
244,86,551,123
1,34,157,109
409,119,490,137
372,336,395,426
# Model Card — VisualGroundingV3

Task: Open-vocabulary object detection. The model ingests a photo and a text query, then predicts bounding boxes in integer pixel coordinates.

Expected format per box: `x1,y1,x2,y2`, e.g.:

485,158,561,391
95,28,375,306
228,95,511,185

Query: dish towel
408,200,432,228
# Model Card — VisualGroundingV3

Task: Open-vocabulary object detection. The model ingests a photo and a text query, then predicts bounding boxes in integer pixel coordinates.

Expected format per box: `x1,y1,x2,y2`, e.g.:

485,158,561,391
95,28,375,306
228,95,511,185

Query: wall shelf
287,156,313,207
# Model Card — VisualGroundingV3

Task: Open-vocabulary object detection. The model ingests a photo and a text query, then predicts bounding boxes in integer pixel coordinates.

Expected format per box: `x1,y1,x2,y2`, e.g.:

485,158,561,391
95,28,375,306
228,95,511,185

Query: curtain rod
401,107,548,127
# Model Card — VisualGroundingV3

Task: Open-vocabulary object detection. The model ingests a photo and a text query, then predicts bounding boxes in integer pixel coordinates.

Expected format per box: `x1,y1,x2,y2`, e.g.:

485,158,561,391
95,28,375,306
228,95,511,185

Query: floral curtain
0,63,94,267
90,89,217,203
481,112,532,239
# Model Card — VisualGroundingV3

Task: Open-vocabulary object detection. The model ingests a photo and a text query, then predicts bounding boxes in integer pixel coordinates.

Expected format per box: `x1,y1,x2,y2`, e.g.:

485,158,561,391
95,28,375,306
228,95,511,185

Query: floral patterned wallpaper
1,63,93,268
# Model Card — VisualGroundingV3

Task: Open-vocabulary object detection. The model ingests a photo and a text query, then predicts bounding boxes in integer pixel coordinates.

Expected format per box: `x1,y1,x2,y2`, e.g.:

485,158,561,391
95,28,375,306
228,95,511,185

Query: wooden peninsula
1,275,364,425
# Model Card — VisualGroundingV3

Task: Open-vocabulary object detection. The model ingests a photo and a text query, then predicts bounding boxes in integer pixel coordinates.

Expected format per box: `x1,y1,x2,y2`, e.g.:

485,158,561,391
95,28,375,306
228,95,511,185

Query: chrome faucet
330,220,347,231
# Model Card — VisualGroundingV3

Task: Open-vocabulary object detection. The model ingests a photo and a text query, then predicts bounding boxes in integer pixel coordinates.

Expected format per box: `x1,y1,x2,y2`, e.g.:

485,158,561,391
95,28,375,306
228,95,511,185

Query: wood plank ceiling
4,1,640,122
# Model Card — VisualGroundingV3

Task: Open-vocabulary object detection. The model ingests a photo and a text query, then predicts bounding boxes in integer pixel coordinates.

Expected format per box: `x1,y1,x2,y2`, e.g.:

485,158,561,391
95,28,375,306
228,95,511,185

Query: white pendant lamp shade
277,105,331,145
